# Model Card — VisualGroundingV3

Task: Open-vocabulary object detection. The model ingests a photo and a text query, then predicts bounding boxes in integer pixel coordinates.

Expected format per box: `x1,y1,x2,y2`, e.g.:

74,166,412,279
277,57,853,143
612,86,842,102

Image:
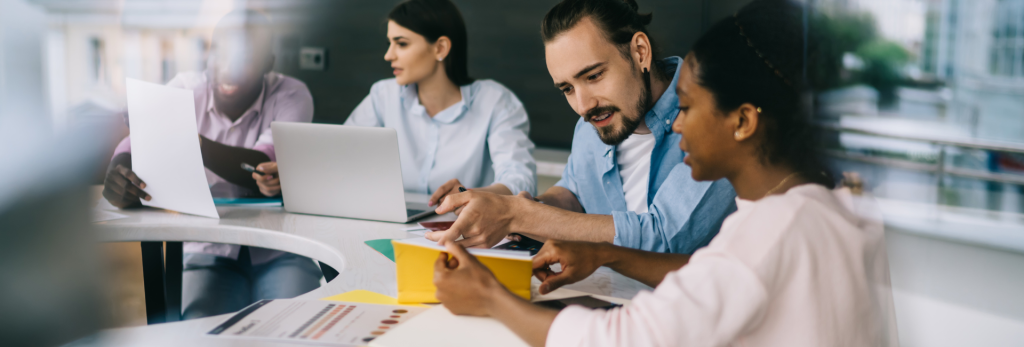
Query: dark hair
541,0,664,79
691,0,834,188
388,0,473,86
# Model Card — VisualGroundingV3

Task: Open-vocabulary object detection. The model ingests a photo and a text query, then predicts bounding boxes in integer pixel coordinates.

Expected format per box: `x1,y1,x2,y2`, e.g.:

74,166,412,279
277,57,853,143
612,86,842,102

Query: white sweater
546,184,899,346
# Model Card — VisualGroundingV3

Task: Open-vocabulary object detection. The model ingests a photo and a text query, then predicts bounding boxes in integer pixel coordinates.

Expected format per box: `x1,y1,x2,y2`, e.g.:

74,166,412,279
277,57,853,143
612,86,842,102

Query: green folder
365,239,396,262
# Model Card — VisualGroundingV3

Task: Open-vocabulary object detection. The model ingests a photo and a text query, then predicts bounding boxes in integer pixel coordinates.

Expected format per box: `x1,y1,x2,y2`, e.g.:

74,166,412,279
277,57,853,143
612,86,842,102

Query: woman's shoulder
745,184,852,227
368,78,402,96
713,185,862,262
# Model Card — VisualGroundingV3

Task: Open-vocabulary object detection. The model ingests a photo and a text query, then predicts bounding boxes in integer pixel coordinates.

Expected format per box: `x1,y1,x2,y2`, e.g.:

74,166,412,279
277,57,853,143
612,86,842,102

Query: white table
82,202,651,346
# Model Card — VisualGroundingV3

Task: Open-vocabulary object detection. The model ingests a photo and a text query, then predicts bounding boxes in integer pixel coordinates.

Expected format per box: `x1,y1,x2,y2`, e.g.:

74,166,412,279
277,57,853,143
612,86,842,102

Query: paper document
370,288,628,347
393,237,530,261
92,209,127,222
370,305,528,347
126,78,218,218
94,198,118,211
213,197,283,206
208,299,427,346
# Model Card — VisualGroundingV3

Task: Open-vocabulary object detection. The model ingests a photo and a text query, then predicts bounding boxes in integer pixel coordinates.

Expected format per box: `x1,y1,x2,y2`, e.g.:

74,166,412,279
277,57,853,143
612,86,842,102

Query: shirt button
665,119,670,125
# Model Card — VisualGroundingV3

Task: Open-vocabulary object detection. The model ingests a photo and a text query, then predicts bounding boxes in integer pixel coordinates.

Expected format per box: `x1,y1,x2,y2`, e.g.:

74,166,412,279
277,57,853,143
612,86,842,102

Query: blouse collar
401,81,475,124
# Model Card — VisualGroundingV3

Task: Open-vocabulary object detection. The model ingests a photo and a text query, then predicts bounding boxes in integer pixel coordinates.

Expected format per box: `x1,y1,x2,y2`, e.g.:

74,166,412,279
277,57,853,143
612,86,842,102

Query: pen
241,163,266,176
433,186,468,207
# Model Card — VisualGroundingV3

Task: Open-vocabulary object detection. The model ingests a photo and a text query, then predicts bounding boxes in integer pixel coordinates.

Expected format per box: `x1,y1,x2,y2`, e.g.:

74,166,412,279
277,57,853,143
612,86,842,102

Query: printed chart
208,299,427,345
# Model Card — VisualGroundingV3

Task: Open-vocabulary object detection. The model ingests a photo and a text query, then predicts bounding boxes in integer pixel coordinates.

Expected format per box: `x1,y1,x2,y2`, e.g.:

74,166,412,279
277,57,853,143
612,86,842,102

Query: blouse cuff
494,177,534,196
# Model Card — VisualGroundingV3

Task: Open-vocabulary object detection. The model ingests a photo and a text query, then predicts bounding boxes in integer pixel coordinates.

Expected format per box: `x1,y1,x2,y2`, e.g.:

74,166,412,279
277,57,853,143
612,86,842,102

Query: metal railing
819,122,1024,189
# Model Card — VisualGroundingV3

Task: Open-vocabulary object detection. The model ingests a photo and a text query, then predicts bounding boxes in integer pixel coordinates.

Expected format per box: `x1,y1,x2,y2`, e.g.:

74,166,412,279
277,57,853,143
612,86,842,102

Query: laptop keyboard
406,209,426,217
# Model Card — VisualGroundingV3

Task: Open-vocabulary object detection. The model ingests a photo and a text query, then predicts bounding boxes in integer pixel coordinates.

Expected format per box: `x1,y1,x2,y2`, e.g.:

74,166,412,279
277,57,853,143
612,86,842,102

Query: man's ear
435,36,452,61
631,32,653,71
733,103,760,142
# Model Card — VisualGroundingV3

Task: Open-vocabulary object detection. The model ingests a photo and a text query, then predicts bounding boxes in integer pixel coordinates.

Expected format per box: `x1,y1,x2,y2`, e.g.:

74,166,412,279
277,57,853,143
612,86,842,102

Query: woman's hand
253,162,281,197
429,178,467,207
532,240,610,295
434,242,508,316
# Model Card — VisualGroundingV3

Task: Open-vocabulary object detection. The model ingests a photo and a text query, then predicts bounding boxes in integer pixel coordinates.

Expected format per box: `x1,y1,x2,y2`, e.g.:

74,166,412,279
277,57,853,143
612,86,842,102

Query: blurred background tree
809,10,911,107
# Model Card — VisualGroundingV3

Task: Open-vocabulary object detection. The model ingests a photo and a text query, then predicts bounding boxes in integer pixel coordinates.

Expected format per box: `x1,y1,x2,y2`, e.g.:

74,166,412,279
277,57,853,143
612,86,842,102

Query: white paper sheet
126,78,219,219
392,237,531,261
208,299,427,346
92,209,128,222
94,198,119,211
369,288,629,347
369,305,529,347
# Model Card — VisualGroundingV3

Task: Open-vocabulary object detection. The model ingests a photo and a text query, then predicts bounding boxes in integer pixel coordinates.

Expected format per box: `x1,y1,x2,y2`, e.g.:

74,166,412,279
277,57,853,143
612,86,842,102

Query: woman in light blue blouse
345,0,537,206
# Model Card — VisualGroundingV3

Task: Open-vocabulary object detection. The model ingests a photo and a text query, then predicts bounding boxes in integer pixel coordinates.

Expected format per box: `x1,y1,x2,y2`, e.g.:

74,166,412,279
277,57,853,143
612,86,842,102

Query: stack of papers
92,209,128,223
369,305,529,347
212,197,283,206
208,299,427,346
92,198,127,223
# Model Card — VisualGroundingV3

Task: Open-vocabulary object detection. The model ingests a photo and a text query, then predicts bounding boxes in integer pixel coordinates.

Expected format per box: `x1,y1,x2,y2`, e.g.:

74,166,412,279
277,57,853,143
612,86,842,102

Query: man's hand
253,162,280,197
532,240,610,295
102,164,151,209
428,178,467,207
434,243,508,317
426,190,519,248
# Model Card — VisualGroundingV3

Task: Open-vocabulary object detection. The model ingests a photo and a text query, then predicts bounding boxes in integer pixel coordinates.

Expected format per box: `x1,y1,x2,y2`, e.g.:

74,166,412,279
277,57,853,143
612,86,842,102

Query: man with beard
426,0,737,254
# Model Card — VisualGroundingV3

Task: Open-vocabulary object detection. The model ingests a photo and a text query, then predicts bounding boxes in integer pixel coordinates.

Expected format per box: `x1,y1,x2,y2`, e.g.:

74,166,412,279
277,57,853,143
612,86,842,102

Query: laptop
273,122,435,223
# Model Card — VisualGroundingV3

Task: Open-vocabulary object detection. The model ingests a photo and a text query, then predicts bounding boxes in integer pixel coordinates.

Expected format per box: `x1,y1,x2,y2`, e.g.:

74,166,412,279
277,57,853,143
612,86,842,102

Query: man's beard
591,68,654,146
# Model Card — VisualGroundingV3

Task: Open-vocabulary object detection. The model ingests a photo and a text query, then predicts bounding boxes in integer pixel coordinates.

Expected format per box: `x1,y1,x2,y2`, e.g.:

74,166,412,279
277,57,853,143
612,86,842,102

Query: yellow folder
392,238,533,304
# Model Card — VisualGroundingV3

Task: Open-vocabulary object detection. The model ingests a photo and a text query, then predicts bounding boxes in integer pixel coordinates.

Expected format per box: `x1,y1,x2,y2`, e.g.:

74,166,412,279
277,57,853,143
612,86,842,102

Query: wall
275,0,752,149
0,0,49,130
887,230,1024,346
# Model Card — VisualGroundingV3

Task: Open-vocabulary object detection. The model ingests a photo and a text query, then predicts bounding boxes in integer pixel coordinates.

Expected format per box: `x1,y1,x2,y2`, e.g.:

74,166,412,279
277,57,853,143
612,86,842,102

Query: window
990,0,1024,77
88,37,105,85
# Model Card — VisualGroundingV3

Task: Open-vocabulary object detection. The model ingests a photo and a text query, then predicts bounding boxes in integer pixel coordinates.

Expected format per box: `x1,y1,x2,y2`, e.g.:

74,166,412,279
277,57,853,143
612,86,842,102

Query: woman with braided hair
430,0,898,346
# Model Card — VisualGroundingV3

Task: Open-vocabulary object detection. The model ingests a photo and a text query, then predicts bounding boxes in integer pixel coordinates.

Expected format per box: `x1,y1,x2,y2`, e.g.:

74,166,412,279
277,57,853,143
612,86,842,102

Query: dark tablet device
534,296,622,310
492,234,544,255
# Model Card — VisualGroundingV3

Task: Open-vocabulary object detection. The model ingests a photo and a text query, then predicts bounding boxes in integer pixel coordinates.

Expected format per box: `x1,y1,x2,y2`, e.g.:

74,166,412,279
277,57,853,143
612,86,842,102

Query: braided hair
691,0,834,188
541,0,667,81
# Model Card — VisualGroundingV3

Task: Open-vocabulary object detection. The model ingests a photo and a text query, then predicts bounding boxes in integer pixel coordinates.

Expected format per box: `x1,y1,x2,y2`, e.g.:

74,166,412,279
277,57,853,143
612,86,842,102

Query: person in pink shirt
430,0,898,346
101,10,321,319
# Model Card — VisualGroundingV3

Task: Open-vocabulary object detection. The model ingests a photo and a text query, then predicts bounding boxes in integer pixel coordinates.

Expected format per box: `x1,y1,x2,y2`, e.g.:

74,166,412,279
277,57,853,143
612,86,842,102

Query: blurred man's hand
102,164,151,208
254,162,280,197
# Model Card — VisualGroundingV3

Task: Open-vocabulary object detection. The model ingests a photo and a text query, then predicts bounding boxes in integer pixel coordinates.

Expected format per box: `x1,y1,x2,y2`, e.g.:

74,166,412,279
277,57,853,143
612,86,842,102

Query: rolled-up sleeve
253,80,314,162
554,119,587,198
545,253,767,347
486,91,536,196
613,175,736,254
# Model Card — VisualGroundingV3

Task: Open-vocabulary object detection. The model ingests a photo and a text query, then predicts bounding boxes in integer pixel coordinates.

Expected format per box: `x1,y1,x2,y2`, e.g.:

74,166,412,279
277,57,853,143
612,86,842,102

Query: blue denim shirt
554,56,737,254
